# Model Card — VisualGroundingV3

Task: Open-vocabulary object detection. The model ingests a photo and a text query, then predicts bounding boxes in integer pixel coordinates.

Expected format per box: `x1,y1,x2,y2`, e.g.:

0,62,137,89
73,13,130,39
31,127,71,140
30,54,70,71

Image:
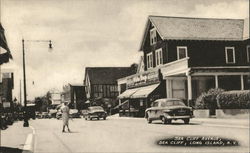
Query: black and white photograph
0,0,249,153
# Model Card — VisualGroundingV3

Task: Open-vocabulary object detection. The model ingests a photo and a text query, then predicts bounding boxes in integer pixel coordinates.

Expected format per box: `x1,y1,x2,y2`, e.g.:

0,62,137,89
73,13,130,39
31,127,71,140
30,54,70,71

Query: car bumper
89,114,106,118
165,115,194,119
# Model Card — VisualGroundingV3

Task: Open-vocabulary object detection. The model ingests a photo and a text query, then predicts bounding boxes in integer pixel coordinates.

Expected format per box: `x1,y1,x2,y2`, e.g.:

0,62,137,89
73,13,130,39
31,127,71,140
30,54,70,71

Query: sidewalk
0,121,33,153
192,118,249,127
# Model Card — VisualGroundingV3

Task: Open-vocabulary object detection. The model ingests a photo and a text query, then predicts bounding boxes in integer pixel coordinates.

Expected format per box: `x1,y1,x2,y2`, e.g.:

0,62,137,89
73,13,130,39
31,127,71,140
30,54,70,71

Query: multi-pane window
225,47,235,64
147,52,153,69
247,46,250,63
150,28,157,45
155,48,163,66
177,46,187,60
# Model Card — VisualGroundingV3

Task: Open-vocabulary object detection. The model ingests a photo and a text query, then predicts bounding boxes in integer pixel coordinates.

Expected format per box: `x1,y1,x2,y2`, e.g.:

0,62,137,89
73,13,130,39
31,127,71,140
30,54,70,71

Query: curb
22,126,35,153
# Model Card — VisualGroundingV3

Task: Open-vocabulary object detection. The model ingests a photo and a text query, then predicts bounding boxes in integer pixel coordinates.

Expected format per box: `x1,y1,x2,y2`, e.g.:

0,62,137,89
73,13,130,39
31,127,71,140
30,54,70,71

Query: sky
0,0,249,101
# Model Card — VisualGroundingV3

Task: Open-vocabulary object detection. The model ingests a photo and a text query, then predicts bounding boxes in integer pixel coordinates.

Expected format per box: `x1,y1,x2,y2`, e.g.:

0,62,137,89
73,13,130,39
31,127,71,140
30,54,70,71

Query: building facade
84,67,136,110
61,84,86,110
118,16,250,117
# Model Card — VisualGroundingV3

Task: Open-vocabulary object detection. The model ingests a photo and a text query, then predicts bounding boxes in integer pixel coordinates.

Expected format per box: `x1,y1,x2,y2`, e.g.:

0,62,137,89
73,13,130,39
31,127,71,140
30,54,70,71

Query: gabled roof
140,16,245,50
84,67,136,85
243,18,249,40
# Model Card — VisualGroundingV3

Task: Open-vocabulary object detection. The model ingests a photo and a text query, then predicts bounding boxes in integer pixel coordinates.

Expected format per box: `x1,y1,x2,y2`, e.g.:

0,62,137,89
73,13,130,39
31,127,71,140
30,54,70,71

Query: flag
0,22,12,63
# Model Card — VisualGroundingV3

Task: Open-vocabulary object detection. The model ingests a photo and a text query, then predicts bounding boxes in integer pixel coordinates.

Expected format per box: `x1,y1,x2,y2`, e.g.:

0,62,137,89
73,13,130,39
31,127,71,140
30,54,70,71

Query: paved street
12,117,247,153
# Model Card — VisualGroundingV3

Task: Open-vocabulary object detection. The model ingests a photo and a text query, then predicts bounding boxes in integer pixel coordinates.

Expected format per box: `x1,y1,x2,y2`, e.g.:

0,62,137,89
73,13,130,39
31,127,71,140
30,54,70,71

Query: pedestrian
60,101,71,132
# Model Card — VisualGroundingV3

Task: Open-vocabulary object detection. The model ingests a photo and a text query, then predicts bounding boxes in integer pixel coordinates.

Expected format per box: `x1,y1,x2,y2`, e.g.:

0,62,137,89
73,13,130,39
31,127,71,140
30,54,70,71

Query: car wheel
97,118,99,120
161,116,167,124
147,117,152,124
89,117,92,120
103,117,106,120
167,119,172,124
183,118,190,124
85,117,87,120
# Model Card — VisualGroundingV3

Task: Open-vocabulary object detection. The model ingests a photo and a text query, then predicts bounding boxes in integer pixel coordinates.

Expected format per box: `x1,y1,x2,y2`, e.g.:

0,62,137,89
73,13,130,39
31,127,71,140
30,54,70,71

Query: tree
130,63,138,74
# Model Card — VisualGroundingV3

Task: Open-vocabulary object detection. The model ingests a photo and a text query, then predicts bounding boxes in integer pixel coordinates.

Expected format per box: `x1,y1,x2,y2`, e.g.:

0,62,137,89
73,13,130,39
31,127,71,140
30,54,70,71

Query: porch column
187,75,192,107
215,75,218,88
166,79,172,98
241,75,244,90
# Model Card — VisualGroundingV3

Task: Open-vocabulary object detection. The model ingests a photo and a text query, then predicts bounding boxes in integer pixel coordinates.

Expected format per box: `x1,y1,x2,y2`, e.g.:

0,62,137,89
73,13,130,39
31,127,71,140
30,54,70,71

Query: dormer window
177,46,187,60
225,47,235,64
150,28,157,45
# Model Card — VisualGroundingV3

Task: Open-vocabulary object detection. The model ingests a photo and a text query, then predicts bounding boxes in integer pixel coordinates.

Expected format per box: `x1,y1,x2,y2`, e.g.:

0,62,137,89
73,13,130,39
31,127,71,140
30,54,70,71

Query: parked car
85,106,107,120
56,111,62,120
70,109,81,118
35,112,42,119
41,112,51,119
145,98,194,124
49,109,58,118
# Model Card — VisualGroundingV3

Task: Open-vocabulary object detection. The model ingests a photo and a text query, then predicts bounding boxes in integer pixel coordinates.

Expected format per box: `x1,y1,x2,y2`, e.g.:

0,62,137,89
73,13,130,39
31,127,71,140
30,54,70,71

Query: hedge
217,90,250,109
195,88,224,109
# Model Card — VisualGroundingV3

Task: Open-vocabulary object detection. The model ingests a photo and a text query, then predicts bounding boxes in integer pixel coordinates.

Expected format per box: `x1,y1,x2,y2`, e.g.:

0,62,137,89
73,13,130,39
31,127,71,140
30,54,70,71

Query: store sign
3,102,11,108
127,70,160,88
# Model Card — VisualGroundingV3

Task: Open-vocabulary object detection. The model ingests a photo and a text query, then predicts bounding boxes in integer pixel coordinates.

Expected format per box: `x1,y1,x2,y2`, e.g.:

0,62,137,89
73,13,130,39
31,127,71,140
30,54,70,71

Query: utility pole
20,80,22,104
22,39,53,127
22,39,29,127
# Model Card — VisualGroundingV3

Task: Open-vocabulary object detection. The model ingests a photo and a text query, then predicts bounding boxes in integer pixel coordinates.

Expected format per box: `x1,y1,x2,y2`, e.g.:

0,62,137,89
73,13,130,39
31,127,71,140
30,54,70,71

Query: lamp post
22,39,53,127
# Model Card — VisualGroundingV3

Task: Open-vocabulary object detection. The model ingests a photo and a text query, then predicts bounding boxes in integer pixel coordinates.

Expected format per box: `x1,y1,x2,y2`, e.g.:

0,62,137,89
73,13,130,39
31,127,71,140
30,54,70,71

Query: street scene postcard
0,0,249,153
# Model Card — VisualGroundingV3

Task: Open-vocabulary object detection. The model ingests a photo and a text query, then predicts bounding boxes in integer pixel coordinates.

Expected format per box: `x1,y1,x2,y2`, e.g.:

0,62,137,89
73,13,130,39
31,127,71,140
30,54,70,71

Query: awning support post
187,75,192,107
128,100,130,117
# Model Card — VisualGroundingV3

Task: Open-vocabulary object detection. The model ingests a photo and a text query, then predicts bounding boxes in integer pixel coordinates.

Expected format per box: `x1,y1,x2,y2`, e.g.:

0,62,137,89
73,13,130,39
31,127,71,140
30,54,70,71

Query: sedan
85,106,107,120
145,98,194,124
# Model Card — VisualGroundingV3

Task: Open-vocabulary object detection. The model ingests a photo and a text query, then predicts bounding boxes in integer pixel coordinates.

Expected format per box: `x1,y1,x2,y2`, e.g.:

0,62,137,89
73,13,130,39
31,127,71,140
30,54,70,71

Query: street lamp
22,39,53,127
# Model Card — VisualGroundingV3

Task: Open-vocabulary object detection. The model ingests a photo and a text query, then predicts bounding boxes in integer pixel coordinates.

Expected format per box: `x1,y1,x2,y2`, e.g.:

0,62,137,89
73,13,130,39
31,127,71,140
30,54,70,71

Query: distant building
0,72,14,110
0,72,14,102
49,89,61,105
61,84,86,110
83,67,136,109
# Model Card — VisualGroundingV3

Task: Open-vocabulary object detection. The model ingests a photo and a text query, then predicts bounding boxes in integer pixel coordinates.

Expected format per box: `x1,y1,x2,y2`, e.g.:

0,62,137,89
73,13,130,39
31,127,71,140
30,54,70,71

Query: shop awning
118,88,138,99
130,83,160,98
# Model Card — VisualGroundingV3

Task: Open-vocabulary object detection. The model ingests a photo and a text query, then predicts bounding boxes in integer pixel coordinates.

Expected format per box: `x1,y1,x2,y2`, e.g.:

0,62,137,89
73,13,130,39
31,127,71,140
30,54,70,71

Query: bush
195,88,224,109
217,90,250,109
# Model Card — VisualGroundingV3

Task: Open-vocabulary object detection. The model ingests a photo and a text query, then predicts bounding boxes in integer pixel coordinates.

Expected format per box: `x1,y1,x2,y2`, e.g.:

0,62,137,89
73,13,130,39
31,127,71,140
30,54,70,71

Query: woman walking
61,101,71,132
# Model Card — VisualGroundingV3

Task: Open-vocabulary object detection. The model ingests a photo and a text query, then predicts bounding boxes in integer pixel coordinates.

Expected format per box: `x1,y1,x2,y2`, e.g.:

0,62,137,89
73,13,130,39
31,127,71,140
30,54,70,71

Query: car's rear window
161,100,186,107
89,107,104,111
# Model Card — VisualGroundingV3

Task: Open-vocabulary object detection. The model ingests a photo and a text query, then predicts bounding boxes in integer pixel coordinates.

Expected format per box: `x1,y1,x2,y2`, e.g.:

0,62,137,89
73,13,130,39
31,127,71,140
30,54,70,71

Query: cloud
1,0,248,100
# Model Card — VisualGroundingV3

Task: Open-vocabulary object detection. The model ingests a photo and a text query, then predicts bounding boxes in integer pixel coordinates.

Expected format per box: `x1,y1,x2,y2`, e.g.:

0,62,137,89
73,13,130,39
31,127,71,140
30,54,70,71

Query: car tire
184,118,190,124
89,117,92,120
167,119,172,124
97,118,99,120
103,117,106,120
85,117,87,120
161,116,167,124
147,117,152,124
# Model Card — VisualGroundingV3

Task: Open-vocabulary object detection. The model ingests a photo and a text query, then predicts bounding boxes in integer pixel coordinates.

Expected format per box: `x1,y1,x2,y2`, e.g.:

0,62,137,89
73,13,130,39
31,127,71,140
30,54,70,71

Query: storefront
117,69,166,117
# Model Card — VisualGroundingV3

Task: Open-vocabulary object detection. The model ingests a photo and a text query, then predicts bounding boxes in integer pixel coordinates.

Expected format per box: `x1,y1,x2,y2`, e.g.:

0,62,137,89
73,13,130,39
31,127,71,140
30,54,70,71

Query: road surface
26,117,249,153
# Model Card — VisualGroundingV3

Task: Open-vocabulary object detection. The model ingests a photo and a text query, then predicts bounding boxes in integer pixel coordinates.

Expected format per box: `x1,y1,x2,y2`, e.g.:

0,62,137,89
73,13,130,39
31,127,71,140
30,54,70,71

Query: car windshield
161,100,186,107
89,106,104,111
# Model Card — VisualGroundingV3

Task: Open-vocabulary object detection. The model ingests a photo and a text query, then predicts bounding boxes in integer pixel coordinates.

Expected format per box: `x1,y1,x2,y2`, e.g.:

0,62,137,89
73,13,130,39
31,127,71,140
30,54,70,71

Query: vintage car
56,111,62,120
69,109,81,118
145,98,194,124
49,109,58,118
41,112,51,119
85,106,107,120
